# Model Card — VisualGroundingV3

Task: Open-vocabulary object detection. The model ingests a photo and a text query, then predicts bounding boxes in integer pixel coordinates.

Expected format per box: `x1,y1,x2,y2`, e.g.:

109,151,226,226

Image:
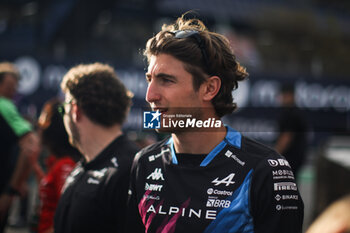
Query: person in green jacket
0,62,39,233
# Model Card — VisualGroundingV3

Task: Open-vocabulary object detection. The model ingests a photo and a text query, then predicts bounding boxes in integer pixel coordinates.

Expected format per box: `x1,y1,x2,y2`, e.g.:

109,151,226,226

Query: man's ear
71,104,82,122
201,76,221,101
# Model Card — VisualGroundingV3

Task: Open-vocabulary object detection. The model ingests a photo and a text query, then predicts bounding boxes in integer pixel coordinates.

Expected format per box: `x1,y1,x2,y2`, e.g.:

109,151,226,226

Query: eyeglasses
57,100,73,117
171,30,211,74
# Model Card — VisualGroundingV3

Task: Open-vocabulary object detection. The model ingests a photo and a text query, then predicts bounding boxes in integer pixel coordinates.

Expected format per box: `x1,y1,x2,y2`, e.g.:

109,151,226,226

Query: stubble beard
68,113,81,148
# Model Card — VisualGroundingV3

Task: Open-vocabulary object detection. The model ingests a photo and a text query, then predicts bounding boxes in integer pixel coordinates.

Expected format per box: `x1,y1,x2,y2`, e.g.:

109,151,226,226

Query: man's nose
145,80,161,104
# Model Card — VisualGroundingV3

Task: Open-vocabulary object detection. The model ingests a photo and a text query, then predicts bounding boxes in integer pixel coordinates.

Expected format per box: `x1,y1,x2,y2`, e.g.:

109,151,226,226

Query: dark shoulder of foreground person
133,136,171,162
242,136,304,233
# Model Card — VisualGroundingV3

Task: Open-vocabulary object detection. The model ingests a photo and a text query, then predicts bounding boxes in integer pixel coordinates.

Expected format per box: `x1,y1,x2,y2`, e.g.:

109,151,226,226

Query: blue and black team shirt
126,126,304,233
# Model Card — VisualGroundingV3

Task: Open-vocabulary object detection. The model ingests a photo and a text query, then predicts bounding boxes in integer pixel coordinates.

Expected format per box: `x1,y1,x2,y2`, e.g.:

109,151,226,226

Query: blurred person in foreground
125,14,304,233
275,83,308,178
30,98,80,233
54,63,139,233
0,62,39,232
306,195,350,233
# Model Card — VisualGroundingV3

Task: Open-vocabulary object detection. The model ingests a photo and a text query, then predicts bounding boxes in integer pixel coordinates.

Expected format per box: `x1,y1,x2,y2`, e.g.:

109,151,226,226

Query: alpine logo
211,173,235,186
147,168,165,181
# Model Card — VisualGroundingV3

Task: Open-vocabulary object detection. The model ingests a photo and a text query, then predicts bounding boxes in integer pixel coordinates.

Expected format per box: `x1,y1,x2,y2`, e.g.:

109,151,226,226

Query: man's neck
172,123,226,154
79,124,122,162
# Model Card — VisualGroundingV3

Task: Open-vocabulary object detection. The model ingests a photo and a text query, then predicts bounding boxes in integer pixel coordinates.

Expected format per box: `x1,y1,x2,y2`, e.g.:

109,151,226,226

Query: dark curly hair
144,14,248,117
61,63,132,126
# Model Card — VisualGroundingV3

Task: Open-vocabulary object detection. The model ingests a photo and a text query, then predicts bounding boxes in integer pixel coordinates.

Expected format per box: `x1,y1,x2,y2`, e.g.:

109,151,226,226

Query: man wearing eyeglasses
54,63,139,233
125,15,304,233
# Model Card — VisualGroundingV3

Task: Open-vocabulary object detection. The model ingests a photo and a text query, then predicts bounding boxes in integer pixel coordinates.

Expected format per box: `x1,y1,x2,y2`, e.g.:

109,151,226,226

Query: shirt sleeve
0,97,32,137
250,155,304,233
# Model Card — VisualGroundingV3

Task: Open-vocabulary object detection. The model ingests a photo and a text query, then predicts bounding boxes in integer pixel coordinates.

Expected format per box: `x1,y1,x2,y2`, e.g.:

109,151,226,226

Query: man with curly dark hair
54,63,139,233
126,15,304,233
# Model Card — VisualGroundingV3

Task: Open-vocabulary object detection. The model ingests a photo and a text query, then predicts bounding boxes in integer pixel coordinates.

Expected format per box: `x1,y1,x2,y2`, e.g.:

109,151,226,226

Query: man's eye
161,78,173,83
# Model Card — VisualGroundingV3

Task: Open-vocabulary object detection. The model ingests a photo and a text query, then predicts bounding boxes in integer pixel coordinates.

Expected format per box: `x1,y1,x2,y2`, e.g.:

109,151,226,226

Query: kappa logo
147,168,165,181
211,173,235,186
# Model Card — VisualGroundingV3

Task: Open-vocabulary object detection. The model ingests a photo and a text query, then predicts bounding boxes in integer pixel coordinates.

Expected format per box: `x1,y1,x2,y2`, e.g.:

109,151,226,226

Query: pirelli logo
274,182,297,191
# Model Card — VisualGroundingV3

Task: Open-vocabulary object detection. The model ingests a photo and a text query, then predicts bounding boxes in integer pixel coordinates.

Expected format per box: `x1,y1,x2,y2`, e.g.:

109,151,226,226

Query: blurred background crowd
0,0,349,232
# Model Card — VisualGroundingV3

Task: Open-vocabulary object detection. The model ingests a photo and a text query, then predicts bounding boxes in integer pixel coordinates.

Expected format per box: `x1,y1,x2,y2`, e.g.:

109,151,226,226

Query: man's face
145,54,205,131
0,74,18,99
63,92,80,147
